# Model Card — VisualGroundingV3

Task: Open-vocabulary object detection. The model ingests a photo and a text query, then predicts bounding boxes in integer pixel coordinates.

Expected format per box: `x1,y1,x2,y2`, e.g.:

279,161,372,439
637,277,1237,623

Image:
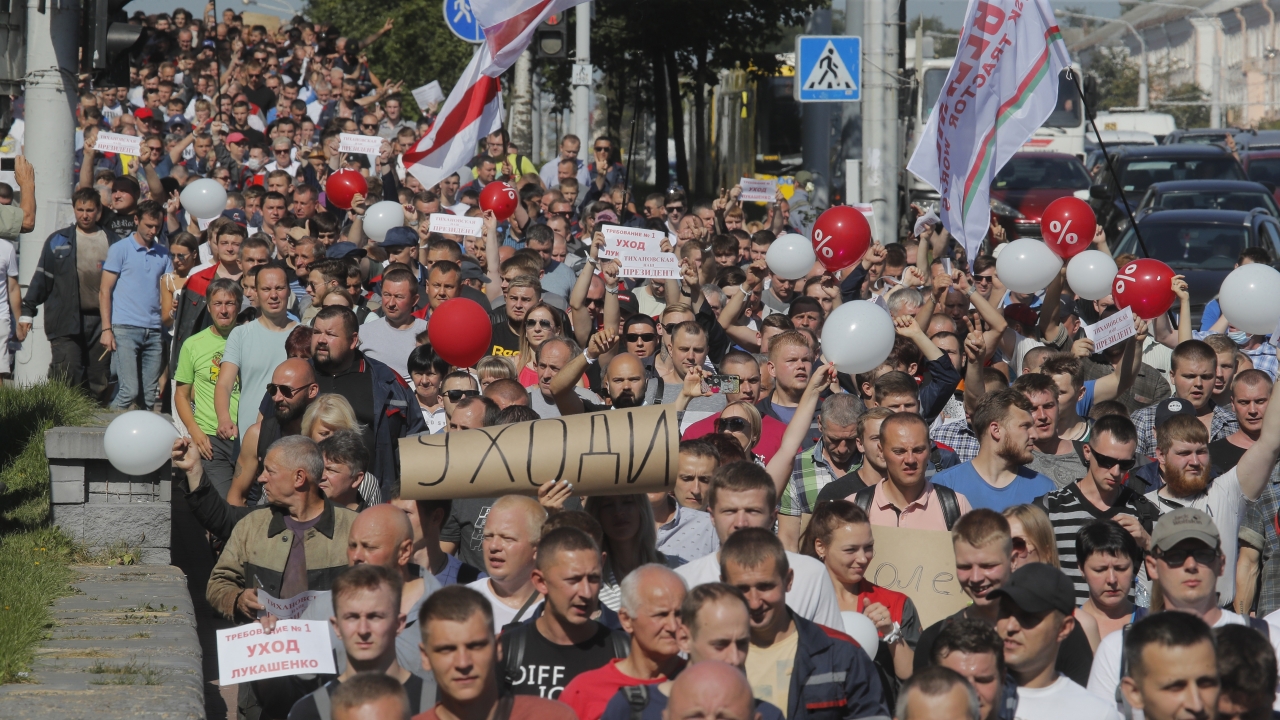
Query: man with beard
223,358,319,507
1130,340,1238,461
550,343,651,415
931,389,1055,512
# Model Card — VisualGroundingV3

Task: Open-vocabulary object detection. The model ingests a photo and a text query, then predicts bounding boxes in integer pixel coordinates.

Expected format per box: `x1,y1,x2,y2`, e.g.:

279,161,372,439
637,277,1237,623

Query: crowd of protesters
2,6,1280,720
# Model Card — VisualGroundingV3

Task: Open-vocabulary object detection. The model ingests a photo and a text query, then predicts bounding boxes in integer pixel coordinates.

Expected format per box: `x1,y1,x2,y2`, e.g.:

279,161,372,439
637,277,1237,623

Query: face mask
1229,330,1249,345
245,157,262,170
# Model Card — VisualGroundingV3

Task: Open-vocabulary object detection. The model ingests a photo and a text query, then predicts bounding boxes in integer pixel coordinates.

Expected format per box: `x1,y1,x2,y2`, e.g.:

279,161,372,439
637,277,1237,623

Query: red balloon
325,169,367,210
427,298,493,368
1040,197,1097,259
811,206,873,272
1112,258,1177,320
480,181,519,220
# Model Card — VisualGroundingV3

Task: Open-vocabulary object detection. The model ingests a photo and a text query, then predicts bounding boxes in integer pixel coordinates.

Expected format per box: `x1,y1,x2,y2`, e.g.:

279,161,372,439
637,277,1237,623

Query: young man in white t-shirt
464,495,545,631
990,563,1122,720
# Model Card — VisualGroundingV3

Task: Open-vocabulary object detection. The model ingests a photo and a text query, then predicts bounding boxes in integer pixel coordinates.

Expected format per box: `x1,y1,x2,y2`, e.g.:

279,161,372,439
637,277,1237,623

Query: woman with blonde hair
1003,504,1059,570
301,394,380,505
516,301,563,387
714,401,763,464
475,355,517,390
584,494,673,610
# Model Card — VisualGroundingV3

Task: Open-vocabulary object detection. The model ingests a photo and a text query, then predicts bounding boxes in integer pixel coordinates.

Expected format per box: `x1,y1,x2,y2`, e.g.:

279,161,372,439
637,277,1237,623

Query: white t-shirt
1145,466,1244,601
464,578,542,630
1017,675,1121,720
0,239,16,327
675,550,844,630
1088,609,1280,712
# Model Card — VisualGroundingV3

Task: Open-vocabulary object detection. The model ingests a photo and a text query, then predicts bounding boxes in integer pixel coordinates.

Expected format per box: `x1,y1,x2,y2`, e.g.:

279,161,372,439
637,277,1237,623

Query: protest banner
399,405,680,501
905,0,1072,261
599,225,665,259
863,525,969,627
619,252,680,279
258,590,334,622
94,132,142,157
1083,306,1136,352
429,213,484,237
216,620,335,684
411,81,445,111
339,133,384,156
739,178,778,203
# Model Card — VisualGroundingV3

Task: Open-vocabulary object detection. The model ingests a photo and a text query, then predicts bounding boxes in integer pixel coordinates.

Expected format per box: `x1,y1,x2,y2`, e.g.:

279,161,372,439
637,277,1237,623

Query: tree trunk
692,45,709,197
666,49,689,193
650,47,670,192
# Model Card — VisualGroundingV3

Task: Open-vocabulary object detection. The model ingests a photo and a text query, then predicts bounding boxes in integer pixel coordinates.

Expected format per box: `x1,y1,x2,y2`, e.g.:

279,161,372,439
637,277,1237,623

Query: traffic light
83,0,148,86
534,13,566,59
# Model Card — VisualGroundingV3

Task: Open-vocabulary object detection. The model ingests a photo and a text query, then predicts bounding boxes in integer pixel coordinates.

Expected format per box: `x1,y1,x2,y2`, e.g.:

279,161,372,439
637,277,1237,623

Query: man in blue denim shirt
100,200,173,410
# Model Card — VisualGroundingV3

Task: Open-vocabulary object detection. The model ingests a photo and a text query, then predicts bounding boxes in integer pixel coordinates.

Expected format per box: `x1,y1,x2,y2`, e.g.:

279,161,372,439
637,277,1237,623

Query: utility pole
572,2,591,144
800,9,833,208
16,0,78,385
862,0,899,243
510,50,533,155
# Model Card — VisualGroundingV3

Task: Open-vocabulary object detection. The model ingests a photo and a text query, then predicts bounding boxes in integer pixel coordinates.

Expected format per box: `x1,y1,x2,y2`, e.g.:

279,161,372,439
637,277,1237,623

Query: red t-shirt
856,579,910,630
681,412,787,464
559,658,668,720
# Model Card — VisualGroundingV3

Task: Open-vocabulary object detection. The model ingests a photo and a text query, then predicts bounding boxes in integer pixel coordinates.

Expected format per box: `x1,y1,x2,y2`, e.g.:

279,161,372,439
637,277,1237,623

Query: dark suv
1088,145,1247,241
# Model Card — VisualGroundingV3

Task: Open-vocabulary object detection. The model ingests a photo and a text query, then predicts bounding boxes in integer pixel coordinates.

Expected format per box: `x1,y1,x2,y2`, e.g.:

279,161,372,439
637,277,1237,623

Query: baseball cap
794,170,814,186
133,107,154,121
987,563,1076,615
1154,397,1196,429
221,208,248,227
226,131,247,145
1003,303,1038,329
459,258,490,284
594,209,619,225
1150,507,1219,553
326,241,366,260
381,226,417,250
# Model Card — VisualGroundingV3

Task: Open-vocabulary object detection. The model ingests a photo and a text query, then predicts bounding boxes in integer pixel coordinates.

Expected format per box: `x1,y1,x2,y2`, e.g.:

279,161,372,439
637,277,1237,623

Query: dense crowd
2,6,1280,720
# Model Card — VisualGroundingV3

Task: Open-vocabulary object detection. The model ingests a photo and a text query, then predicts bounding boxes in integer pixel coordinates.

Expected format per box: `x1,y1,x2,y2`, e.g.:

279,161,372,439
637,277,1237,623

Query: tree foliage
1086,47,1140,111
1159,83,1210,129
910,15,959,58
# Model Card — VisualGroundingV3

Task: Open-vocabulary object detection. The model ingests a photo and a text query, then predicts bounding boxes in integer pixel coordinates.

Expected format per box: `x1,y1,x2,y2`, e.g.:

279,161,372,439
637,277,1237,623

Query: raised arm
552,330,616,417
1091,318,1147,403
765,362,837,499
963,317,989,415
1234,377,1280,501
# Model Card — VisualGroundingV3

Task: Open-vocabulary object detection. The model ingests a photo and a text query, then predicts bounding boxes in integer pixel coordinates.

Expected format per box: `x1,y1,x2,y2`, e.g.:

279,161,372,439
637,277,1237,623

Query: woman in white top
585,494,677,611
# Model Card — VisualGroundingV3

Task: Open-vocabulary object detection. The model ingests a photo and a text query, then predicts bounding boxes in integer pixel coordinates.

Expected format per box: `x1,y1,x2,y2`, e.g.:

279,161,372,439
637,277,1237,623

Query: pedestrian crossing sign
795,36,861,102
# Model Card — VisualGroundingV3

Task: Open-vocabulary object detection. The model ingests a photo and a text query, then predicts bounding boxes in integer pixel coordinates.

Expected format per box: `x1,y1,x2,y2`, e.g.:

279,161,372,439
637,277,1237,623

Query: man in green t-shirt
174,278,242,498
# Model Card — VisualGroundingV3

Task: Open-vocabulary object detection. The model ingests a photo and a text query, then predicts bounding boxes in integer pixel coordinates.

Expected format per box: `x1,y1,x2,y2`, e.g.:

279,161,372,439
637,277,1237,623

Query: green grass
87,658,166,685
0,382,100,684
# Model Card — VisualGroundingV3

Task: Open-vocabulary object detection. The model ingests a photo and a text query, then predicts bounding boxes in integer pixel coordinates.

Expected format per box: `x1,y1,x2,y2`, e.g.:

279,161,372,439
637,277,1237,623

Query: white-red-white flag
404,0,586,189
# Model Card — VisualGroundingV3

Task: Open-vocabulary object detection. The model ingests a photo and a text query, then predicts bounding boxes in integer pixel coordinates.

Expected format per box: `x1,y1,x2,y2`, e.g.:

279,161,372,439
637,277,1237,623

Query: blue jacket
788,613,890,720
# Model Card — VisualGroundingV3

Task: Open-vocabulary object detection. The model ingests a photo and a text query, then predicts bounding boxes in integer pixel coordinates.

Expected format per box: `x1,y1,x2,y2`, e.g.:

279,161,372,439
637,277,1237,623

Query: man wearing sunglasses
586,135,624,195
1038,415,1160,603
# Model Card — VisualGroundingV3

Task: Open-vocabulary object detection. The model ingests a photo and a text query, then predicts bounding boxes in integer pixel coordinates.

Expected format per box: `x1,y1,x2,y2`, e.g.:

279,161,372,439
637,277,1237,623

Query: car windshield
1176,133,1230,145
992,155,1091,190
1117,158,1244,196
1152,190,1280,216
1247,158,1280,185
1115,222,1251,271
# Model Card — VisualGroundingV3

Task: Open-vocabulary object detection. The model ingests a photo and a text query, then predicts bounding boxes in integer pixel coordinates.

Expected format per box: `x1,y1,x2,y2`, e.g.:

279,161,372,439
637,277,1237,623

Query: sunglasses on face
1089,447,1136,472
666,205,684,213
1011,537,1028,553
525,318,554,330
361,124,378,130
594,146,610,153
974,274,995,285
267,383,310,398
1156,546,1218,567
444,389,480,402
716,417,749,433
626,332,656,343
584,297,603,308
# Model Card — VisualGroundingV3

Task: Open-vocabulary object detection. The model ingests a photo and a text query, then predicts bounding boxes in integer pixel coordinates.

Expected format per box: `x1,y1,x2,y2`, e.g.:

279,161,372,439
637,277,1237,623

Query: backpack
311,677,433,720
853,481,963,530
621,685,650,720
500,621,630,691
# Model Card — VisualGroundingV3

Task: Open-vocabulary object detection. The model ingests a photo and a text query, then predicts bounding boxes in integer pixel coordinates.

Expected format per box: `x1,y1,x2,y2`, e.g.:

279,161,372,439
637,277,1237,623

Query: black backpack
853,481,963,530
499,622,630,691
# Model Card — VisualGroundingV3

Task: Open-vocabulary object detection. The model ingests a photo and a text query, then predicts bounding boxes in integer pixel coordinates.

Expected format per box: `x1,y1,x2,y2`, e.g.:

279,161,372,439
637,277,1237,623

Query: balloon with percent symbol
480,181,518,220
811,206,872,273
1040,197,1096,260
1112,258,1177,320
325,169,367,210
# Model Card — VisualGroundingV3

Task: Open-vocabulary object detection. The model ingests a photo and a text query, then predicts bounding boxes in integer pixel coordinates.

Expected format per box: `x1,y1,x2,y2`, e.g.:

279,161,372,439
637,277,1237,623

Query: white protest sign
619,252,680,279
600,225,666,260
258,590,334,622
1083,305,1136,352
94,132,142,157
216,620,335,684
429,213,484,237
338,133,384,156
196,217,214,231
411,81,445,111
739,177,778,203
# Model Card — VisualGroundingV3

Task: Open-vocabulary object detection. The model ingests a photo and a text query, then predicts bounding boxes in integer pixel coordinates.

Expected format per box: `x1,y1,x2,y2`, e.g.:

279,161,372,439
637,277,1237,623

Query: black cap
381,226,417,250
987,563,1075,615
1155,397,1197,429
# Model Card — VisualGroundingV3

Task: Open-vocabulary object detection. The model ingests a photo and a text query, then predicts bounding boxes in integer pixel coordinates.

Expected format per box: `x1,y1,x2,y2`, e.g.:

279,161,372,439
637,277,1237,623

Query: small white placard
1083,306,1136,352
94,132,142,157
411,81,445,110
429,213,483,237
339,133,384,156
216,620,335,684
600,225,666,259
619,252,680,279
258,590,333,622
739,178,778,203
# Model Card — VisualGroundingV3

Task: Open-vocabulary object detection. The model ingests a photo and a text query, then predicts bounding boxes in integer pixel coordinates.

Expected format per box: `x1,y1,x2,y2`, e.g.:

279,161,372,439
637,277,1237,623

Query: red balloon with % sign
1112,258,1177,320
810,206,872,273
479,181,519,221
1040,197,1096,260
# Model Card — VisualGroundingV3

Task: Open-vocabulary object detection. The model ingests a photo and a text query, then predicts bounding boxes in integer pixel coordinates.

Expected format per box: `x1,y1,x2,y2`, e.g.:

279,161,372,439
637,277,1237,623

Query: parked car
1242,149,1280,205
1136,180,1279,220
1233,129,1280,150
1087,144,1247,241
1111,208,1280,323
988,152,1092,240
1162,128,1242,145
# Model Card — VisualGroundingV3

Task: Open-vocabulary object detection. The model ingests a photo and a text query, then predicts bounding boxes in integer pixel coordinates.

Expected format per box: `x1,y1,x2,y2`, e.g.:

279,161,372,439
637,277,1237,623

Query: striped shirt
1038,483,1161,603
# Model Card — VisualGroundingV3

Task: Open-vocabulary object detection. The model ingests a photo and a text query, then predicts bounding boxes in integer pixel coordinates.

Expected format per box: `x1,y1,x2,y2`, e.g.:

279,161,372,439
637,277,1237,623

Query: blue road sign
443,0,485,43
795,36,861,102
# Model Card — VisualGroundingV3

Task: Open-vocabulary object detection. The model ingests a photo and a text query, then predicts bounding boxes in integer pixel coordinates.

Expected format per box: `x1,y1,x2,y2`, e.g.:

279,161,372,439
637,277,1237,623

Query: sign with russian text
600,225,665,260
94,132,142,157
865,525,969,628
1083,305,1136,352
429,213,484,237
216,621,335,683
258,590,334,622
619,252,680,280
339,133,385,156
739,178,778,203
412,81,445,111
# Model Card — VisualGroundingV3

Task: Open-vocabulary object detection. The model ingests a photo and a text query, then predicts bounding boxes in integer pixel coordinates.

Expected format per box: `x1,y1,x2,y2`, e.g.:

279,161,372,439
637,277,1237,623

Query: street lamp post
1056,9,1148,110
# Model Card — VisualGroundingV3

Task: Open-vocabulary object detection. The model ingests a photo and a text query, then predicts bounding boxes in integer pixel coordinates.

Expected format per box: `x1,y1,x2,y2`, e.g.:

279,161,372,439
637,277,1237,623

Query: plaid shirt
1239,468,1280,616
780,440,844,517
1130,402,1238,459
931,420,980,463
1247,344,1279,381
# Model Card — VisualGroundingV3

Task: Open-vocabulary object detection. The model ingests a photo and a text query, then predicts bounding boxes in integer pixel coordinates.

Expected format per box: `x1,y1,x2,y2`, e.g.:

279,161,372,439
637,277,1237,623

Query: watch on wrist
966,285,978,297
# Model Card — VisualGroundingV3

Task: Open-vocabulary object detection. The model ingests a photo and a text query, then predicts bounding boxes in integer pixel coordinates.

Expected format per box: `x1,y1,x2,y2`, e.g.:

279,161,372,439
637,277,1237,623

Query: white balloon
821,301,896,374
363,201,406,243
1219,263,1280,335
995,239,1063,294
765,233,817,280
1066,250,1118,301
179,178,228,220
103,411,179,476
840,612,880,659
